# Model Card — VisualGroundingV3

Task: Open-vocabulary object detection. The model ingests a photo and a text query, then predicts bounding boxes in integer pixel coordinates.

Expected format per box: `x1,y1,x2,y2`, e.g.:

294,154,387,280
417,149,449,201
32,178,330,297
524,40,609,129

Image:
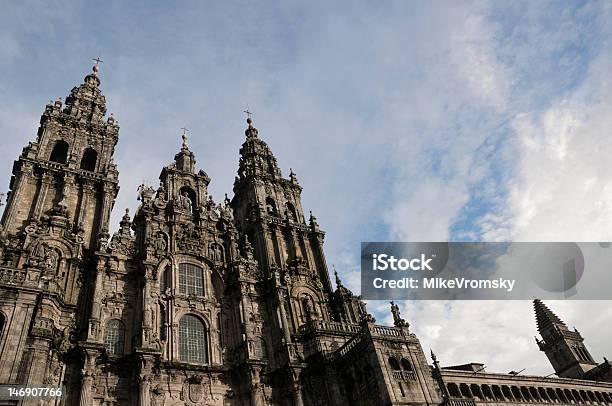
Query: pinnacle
533,299,566,334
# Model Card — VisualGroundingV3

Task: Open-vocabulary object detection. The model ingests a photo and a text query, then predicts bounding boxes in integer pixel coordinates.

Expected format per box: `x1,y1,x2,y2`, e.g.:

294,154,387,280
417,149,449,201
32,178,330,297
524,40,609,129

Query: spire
235,114,282,186
174,128,196,173
62,59,107,123
534,299,567,334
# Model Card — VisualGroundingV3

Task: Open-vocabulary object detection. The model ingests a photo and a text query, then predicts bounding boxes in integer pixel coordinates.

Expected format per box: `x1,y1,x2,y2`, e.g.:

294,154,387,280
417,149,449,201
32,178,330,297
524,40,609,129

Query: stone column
32,172,54,220
98,183,116,238
79,371,94,406
88,259,106,341
2,162,33,234
276,291,292,345
249,367,265,406
291,369,304,406
139,375,151,406
142,264,155,346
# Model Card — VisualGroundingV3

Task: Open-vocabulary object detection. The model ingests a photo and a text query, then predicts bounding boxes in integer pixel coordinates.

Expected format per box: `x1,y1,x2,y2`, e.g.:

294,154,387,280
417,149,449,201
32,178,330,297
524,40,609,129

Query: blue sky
2,0,612,375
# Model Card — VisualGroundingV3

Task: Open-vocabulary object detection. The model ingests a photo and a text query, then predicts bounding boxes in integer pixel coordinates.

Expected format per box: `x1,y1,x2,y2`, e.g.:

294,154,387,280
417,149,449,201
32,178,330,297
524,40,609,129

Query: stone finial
289,168,298,183
244,110,259,138
84,58,102,87
334,266,342,288
92,57,103,75
181,127,189,150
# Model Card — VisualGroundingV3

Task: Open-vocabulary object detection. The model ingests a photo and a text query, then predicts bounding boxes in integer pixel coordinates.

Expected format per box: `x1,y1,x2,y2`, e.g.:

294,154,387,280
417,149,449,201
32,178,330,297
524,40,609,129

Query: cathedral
0,64,611,406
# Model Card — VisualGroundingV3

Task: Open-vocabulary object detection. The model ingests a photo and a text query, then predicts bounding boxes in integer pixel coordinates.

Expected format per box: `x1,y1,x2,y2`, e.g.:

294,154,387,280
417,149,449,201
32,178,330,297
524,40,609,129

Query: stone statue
178,191,192,212
154,233,167,252
302,295,316,320
390,301,409,328
44,247,60,274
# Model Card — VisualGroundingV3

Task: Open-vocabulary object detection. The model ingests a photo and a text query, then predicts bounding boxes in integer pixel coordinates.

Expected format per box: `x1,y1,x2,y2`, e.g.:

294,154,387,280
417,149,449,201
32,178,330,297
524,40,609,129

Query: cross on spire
180,127,189,149
91,57,103,76
244,108,253,120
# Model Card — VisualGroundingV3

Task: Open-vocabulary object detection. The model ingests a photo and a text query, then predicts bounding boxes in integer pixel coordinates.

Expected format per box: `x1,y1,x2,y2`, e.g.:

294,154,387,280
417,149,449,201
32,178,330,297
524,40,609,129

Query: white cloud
504,44,612,241
0,1,611,377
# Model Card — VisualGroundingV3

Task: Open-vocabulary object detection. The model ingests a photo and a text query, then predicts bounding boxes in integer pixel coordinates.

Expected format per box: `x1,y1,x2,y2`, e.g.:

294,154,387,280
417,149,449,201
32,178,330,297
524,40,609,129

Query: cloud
0,1,611,376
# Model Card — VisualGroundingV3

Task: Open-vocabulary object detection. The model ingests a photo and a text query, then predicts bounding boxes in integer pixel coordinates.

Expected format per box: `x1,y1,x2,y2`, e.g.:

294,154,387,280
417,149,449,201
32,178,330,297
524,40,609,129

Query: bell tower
231,116,335,329
0,61,119,391
534,299,598,378
0,60,119,252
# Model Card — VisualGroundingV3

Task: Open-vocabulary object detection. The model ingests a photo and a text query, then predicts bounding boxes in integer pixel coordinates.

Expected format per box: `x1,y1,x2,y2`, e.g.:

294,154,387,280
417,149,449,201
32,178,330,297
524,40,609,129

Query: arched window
265,197,277,216
286,202,298,222
400,358,413,371
160,266,170,293
179,315,208,364
104,319,125,356
388,357,401,370
49,140,69,164
80,148,97,171
178,263,204,296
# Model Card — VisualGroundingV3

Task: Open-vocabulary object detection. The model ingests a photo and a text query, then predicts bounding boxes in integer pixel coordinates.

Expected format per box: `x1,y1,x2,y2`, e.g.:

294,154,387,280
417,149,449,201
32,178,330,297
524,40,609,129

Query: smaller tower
534,299,597,378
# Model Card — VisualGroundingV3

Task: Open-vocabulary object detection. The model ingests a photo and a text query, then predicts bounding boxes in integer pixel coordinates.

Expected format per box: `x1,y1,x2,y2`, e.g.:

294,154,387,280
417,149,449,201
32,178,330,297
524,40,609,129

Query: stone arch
460,383,471,398
448,383,461,398
157,258,172,291
49,139,69,164
470,384,483,401
286,202,298,221
547,388,558,403
80,147,97,171
587,391,597,404
501,385,513,401
491,385,503,401
265,196,278,216
521,387,531,402
400,358,412,371
388,357,400,370
530,387,541,402
565,389,575,403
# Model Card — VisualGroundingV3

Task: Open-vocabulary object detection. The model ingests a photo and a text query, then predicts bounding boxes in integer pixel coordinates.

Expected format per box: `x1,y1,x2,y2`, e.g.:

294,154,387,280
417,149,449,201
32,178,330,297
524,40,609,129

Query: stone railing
0,266,66,301
299,319,361,335
447,399,477,406
392,370,417,381
0,267,27,285
371,325,403,338
323,329,365,362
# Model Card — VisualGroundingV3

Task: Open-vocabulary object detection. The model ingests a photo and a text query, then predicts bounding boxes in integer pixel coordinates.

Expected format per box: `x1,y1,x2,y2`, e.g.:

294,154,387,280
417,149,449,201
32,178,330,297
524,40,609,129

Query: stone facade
0,65,611,406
